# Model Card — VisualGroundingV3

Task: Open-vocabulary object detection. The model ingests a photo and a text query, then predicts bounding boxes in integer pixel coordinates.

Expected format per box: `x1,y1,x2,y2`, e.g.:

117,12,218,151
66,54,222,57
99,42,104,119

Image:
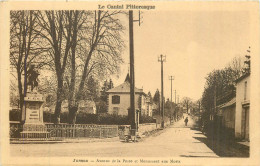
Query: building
144,96,153,117
147,98,153,116
235,73,250,140
106,74,151,116
217,97,236,136
78,100,97,114
50,100,96,114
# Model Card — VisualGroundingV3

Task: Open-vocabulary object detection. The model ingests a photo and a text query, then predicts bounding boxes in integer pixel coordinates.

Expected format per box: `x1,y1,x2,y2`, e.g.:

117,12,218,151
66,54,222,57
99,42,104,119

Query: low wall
118,123,158,139
138,123,157,135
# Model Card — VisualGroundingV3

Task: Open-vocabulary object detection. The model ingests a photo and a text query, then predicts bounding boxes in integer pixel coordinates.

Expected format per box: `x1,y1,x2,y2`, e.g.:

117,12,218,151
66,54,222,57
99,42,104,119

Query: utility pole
129,11,136,131
169,76,174,103
158,54,166,128
129,10,141,132
169,76,174,124
175,90,176,104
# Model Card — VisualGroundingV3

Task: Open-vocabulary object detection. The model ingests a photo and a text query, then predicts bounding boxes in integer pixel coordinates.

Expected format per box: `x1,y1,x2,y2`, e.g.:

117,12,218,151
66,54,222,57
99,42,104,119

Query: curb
10,137,120,144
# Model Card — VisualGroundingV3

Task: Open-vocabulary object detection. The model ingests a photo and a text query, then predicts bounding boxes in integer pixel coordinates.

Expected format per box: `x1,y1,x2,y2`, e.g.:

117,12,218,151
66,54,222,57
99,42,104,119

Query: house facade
235,73,250,140
106,74,151,116
141,96,153,117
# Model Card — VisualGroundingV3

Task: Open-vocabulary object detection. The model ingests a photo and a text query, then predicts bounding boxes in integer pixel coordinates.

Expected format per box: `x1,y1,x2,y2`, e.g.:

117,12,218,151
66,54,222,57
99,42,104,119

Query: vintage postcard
0,1,260,166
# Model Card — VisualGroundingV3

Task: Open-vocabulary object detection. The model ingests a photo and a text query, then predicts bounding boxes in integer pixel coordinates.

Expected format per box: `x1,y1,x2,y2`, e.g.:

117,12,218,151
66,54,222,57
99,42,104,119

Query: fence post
73,124,75,138
100,127,102,139
116,126,118,137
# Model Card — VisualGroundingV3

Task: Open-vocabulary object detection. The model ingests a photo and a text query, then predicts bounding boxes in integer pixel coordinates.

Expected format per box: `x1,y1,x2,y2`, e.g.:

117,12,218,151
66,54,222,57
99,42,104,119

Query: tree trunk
54,76,63,124
68,105,78,124
67,11,79,125
17,70,24,122
54,100,62,124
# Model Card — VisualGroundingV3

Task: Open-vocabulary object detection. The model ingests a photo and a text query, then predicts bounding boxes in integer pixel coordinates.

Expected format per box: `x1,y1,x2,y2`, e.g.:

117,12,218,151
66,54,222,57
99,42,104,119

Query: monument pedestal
20,91,50,140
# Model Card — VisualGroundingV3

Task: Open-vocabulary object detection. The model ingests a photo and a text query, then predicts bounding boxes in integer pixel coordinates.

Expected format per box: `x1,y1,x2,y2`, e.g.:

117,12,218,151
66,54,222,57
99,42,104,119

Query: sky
111,10,251,102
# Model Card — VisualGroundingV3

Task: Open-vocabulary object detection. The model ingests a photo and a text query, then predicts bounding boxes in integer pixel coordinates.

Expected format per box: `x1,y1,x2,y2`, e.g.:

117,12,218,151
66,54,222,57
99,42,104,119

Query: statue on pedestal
20,64,50,140
27,64,40,92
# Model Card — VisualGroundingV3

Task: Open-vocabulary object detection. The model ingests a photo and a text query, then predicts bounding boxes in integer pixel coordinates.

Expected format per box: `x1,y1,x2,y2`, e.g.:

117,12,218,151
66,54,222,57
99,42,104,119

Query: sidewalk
172,115,249,157
196,133,250,157
190,119,249,157
10,137,120,144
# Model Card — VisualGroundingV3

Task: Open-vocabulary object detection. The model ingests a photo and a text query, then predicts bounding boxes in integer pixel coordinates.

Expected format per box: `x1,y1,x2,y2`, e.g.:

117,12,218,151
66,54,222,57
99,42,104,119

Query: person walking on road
184,117,189,126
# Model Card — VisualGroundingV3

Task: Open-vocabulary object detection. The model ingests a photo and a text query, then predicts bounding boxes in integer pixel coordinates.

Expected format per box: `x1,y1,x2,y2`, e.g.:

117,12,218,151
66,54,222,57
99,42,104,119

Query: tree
108,79,114,89
38,74,57,108
201,54,247,130
100,80,109,101
100,79,114,101
147,91,153,104
153,89,160,115
9,78,19,108
35,11,86,123
66,11,125,124
10,11,49,117
153,89,160,104
84,76,100,101
195,99,202,114
96,79,114,114
164,98,174,118
182,97,193,114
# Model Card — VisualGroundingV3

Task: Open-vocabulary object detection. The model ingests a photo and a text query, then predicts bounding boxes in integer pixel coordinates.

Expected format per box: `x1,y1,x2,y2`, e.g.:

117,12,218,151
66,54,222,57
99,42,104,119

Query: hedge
10,109,155,125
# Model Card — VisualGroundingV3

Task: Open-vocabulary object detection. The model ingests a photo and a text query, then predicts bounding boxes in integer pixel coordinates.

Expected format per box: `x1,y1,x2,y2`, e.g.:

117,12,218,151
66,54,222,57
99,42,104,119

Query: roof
235,73,250,83
124,73,130,82
106,81,144,94
219,97,236,109
106,74,144,94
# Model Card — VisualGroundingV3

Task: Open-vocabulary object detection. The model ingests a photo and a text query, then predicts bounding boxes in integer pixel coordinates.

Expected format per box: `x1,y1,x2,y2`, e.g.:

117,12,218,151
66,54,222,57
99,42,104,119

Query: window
112,95,120,104
244,81,247,100
112,107,119,115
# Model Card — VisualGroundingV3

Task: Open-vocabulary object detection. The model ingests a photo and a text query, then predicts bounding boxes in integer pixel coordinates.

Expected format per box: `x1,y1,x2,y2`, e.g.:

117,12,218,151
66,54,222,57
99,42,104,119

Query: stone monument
20,65,50,139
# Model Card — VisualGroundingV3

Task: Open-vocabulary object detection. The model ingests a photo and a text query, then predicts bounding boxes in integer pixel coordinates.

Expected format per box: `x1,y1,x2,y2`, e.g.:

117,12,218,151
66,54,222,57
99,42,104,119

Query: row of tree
10,10,126,124
201,52,250,123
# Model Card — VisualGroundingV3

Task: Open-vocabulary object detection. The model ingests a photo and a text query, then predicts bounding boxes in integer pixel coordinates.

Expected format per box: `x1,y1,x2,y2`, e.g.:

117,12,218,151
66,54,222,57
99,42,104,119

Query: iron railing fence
10,122,118,139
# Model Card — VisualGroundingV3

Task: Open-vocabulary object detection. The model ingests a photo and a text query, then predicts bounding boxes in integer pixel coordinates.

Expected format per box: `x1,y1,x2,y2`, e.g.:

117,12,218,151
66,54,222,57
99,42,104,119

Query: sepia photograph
1,1,260,166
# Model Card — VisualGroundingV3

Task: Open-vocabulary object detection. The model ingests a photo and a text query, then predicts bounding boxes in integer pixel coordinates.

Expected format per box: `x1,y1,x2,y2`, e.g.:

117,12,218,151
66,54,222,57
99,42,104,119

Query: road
10,115,218,157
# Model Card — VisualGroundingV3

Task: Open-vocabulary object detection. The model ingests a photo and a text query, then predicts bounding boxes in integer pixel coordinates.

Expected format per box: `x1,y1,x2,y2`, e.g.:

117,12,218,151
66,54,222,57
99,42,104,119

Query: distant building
106,74,152,116
78,100,97,114
235,73,250,140
50,100,96,114
144,96,153,117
